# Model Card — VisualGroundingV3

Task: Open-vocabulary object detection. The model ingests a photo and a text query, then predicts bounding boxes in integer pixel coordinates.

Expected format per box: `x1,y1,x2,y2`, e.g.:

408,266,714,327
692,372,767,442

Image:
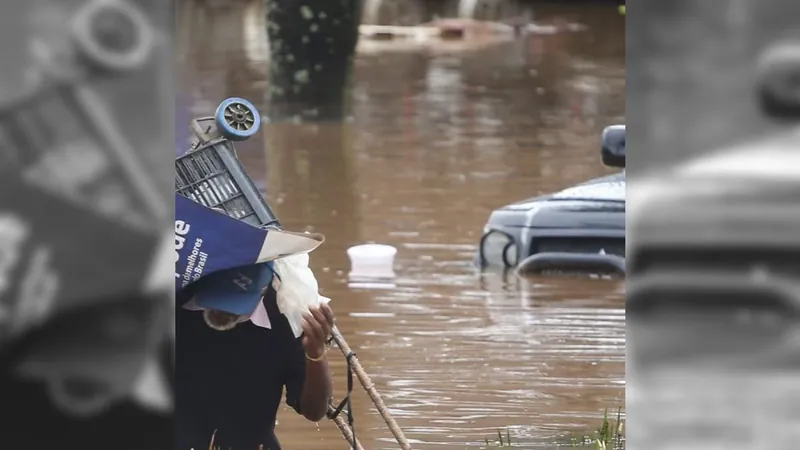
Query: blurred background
628,0,800,170
177,0,624,448
627,0,800,449
0,0,173,448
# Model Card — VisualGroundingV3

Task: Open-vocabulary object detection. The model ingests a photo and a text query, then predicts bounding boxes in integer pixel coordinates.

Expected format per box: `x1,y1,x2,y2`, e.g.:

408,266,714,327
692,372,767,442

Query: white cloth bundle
272,253,330,338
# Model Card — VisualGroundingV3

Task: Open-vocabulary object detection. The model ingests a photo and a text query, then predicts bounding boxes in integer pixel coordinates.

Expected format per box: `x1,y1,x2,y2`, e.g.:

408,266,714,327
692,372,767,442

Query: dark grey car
477,125,626,277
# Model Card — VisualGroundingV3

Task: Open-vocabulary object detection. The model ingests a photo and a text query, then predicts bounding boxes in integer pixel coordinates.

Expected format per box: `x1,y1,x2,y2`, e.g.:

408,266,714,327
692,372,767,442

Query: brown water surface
177,2,625,448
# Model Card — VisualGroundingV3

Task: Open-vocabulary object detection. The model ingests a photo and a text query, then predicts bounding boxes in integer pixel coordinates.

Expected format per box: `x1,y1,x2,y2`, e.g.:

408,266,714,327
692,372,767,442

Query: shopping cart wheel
215,97,262,141
71,0,156,73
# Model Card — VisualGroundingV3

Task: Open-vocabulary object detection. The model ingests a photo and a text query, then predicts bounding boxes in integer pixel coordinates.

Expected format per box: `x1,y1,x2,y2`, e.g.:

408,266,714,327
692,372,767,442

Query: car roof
677,127,800,182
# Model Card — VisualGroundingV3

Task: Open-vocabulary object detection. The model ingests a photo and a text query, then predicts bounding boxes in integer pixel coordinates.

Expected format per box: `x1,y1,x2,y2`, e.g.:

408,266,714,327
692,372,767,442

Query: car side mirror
757,40,800,119
601,124,625,168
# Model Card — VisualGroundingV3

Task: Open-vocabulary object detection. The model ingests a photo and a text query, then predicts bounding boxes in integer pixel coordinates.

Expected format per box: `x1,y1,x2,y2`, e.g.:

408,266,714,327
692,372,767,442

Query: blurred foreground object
627,47,800,450
0,0,173,448
627,125,800,336
2,0,167,226
627,137,800,450
757,38,800,119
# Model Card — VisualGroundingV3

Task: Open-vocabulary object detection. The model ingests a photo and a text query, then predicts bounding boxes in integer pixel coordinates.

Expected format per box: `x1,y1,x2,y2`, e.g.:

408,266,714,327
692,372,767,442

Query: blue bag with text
174,194,321,314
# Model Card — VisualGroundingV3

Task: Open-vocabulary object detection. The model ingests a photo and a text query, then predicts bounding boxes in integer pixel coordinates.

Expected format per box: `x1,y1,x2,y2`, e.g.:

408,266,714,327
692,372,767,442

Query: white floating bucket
347,244,397,287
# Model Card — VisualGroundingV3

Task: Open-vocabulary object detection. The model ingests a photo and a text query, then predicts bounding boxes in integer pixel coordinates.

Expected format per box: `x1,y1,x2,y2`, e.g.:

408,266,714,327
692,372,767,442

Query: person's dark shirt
176,287,306,450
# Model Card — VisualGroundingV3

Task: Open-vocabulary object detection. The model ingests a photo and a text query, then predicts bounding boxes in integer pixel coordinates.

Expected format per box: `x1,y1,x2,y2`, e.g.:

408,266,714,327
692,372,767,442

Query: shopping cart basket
175,97,279,229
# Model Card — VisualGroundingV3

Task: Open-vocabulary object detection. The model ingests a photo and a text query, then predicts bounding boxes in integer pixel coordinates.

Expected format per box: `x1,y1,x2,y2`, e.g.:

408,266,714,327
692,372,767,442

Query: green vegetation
198,409,625,449
480,408,625,449
481,429,514,448
564,408,625,450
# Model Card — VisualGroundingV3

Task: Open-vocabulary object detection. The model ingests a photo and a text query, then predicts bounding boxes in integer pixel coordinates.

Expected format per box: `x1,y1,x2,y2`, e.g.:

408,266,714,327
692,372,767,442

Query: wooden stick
328,401,366,450
330,326,412,450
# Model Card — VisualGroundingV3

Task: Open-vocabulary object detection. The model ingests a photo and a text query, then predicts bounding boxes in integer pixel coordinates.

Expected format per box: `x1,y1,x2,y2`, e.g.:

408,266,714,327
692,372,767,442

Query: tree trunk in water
266,0,362,122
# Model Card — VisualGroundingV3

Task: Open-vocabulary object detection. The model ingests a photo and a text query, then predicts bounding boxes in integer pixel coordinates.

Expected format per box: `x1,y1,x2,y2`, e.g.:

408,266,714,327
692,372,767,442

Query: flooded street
177,2,625,448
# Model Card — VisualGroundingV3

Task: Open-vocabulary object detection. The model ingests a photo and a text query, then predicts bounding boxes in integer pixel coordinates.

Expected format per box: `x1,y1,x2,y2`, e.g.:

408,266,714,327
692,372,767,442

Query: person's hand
301,303,334,360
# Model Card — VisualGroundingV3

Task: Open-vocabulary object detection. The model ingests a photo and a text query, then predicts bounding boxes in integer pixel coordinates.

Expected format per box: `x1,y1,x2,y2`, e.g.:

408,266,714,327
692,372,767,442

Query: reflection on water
177,1,624,447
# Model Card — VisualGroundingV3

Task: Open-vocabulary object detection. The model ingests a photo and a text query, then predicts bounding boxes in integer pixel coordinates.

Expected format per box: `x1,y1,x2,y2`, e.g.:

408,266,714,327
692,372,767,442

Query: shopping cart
175,97,279,229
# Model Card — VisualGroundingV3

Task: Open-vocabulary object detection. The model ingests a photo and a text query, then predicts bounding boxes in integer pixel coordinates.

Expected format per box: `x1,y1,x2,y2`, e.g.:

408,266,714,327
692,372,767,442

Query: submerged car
477,125,626,277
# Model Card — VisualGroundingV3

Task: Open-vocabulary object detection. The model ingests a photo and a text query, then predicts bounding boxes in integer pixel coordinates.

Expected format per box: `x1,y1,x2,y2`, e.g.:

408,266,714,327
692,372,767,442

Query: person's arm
297,303,335,421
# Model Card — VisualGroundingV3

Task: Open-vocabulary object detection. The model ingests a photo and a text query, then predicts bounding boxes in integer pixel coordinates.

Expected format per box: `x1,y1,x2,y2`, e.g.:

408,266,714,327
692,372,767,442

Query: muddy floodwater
177,2,625,448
